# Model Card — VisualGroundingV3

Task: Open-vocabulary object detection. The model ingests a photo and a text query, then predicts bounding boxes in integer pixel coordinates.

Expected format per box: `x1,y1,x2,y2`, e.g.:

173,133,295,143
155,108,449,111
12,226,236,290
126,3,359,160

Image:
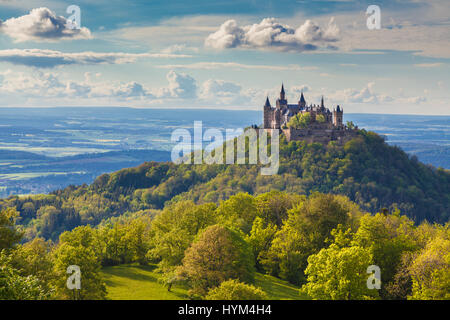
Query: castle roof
281,83,285,95
264,96,271,107
300,92,306,103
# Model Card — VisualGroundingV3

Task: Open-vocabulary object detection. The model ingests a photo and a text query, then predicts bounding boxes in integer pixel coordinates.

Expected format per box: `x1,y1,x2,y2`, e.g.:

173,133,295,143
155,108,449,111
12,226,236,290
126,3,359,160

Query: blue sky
0,0,449,114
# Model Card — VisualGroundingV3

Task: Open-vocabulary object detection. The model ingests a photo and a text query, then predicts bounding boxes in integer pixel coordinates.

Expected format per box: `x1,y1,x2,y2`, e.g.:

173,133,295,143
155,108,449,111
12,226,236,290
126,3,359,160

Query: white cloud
161,44,199,54
205,17,339,52
0,7,91,42
398,96,427,104
332,4,450,58
290,84,311,95
0,70,153,102
155,70,197,99
0,49,191,68
328,82,393,104
156,62,317,71
414,63,444,68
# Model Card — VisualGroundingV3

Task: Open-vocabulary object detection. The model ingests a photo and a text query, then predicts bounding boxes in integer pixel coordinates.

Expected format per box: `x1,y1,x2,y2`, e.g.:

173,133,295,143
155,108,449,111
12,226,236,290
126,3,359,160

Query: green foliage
255,191,304,227
301,244,378,300
0,189,448,300
263,193,353,284
408,236,450,300
217,193,258,234
351,212,419,298
148,201,217,268
0,252,50,300
346,121,356,129
316,114,325,123
8,238,54,292
245,217,277,271
52,243,106,300
179,225,255,296
2,129,449,243
287,113,312,129
205,279,268,300
0,208,23,250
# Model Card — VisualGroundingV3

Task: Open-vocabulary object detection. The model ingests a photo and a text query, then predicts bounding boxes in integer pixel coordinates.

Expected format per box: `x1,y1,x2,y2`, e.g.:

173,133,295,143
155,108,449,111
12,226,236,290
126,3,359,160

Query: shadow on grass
102,264,189,300
255,273,306,300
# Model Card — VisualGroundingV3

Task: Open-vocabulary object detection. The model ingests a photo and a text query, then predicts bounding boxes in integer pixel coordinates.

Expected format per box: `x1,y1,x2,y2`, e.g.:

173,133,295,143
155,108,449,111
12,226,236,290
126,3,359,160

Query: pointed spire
280,83,285,100
300,91,306,103
264,96,271,107
321,95,324,108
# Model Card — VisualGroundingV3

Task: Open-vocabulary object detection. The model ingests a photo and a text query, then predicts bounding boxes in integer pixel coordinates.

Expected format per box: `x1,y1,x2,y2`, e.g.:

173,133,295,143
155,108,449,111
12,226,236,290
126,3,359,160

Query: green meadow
101,264,306,300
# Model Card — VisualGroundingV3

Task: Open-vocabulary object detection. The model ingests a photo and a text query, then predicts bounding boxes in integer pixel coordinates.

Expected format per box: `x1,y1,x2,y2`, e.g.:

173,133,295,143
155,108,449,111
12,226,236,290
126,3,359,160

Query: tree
149,201,217,267
408,237,450,300
0,250,50,300
255,191,304,227
58,225,103,261
264,193,350,284
9,238,54,292
98,223,130,266
217,193,258,234
245,217,277,271
205,279,267,300
179,225,255,296
301,244,379,300
0,208,23,250
316,114,325,123
122,219,151,265
52,243,106,300
287,113,312,129
352,212,418,298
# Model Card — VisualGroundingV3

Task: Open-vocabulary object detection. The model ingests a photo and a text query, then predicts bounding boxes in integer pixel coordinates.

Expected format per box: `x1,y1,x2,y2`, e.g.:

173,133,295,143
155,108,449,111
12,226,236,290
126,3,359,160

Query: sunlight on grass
101,264,188,300
255,273,307,300
101,264,306,300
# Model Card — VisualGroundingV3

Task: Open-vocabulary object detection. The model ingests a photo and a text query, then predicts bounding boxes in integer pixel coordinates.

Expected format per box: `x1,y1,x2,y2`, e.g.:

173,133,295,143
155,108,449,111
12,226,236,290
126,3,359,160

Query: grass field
101,264,307,300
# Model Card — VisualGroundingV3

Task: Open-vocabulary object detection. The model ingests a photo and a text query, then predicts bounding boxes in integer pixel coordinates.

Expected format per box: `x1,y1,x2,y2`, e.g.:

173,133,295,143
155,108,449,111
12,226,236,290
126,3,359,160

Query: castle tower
263,96,272,128
274,107,281,129
299,92,306,109
321,96,324,109
333,105,343,127
276,83,287,109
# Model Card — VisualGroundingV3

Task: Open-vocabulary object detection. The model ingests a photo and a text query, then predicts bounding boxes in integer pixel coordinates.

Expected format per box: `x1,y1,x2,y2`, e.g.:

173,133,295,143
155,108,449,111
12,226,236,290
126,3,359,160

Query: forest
0,128,449,299
1,192,448,300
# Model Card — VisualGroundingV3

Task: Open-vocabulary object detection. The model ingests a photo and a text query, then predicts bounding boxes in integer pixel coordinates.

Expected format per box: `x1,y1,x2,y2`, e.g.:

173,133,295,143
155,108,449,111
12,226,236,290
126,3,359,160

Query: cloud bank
0,7,91,42
205,17,339,52
0,49,191,68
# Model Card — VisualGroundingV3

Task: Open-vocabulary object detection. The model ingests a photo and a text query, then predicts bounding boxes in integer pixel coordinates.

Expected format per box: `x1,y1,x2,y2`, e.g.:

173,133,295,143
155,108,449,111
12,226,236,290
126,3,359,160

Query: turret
333,105,343,127
263,96,272,129
264,96,271,108
299,92,306,109
280,83,285,101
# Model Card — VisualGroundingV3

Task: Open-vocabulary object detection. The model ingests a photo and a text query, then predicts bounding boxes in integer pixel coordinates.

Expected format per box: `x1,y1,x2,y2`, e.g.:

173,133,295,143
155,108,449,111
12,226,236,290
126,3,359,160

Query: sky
0,0,449,114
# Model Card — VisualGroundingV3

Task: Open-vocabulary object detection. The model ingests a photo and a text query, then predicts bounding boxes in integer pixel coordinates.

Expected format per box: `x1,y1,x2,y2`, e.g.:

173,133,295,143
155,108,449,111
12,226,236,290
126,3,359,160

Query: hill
1,128,449,240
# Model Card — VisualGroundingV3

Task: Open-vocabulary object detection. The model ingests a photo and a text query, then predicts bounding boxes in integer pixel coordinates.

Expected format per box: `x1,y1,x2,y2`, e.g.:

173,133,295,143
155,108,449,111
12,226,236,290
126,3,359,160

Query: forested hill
1,129,449,240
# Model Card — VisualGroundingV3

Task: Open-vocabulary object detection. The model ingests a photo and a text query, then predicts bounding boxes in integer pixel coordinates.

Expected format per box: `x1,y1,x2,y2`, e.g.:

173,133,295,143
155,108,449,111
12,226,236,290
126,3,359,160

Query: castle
263,84,358,144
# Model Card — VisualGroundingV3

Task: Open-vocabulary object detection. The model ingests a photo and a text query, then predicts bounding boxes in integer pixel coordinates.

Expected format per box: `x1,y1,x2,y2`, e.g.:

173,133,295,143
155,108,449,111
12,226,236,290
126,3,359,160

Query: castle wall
282,127,358,144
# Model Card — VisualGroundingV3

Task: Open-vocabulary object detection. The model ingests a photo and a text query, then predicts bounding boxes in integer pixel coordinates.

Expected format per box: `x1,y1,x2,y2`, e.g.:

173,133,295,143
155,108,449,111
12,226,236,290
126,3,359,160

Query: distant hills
0,149,170,197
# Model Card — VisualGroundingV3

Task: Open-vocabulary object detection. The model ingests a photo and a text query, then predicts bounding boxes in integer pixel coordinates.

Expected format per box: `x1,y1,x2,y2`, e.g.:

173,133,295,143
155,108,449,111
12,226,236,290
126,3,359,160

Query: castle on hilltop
263,84,358,144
